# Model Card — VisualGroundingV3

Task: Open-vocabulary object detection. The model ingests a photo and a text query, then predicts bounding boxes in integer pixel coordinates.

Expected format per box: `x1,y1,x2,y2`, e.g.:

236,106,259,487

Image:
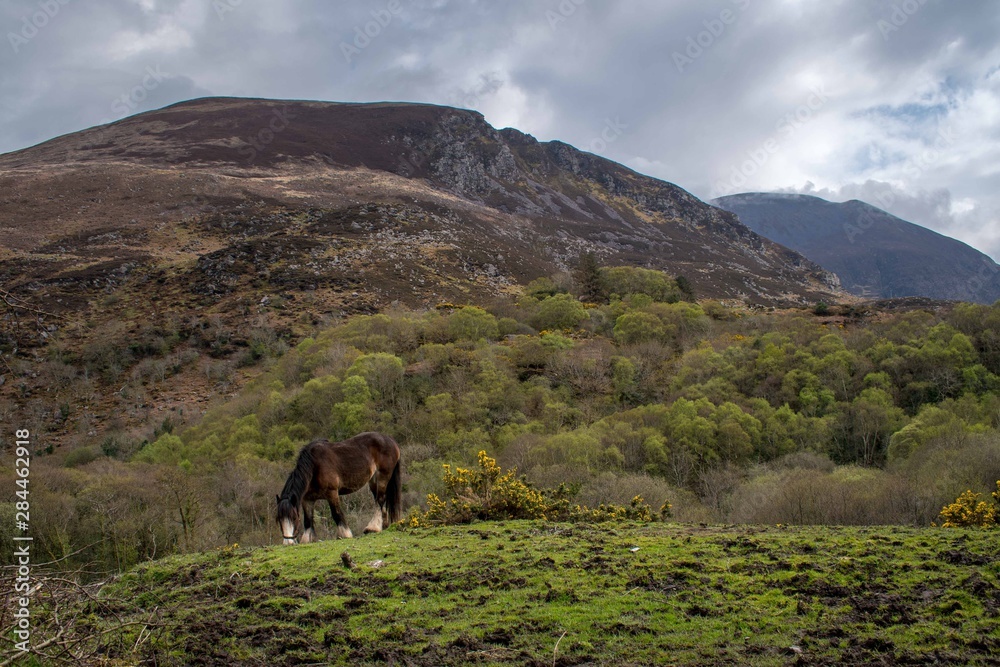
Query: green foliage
411,451,548,524
130,296,1000,503
447,306,499,342
331,375,374,439
613,311,665,344
675,274,695,301
575,252,606,303
603,266,679,302
531,294,588,331
888,406,967,462
31,272,1000,575
345,352,403,401
523,276,562,299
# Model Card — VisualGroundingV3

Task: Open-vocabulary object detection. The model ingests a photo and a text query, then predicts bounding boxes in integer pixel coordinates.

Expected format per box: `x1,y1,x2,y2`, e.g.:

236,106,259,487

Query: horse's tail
386,457,402,524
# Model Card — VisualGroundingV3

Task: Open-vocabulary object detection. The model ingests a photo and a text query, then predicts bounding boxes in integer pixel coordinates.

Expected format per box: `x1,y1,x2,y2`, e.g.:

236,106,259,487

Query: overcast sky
2,0,998,258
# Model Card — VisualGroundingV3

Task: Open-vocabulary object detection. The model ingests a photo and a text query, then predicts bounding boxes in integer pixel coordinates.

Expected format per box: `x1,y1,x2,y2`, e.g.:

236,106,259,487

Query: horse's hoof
364,514,383,534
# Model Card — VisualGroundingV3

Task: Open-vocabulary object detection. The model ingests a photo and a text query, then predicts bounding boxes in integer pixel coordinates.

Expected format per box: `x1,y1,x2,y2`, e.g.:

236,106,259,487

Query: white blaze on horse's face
280,518,297,545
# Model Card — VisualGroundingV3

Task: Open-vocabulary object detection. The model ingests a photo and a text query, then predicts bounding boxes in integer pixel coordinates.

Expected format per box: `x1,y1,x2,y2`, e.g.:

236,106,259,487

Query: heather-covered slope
0,98,840,323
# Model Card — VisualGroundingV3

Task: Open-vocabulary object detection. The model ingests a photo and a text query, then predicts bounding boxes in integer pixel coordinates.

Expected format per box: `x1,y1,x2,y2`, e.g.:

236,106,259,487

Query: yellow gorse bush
405,452,661,527
937,482,1000,528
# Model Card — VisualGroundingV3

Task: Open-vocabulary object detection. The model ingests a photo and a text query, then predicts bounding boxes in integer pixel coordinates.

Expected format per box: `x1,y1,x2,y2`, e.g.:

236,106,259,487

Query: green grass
91,522,1000,665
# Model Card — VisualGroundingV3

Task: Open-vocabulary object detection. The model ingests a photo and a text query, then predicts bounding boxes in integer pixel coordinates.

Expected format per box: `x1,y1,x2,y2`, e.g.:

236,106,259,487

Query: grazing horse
275,432,401,545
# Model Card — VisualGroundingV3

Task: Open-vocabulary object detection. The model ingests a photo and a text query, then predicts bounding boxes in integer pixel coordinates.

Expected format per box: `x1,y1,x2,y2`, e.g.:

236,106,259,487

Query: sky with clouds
2,0,998,258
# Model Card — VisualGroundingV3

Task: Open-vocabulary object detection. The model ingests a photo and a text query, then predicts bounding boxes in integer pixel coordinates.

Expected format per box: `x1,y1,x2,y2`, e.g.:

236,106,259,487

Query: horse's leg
364,476,386,534
300,500,317,544
328,492,353,539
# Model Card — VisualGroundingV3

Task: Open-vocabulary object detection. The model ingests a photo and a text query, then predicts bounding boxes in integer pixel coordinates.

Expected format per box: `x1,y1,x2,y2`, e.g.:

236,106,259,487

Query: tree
331,375,374,439
575,252,606,303
844,388,906,465
448,307,500,342
346,352,404,403
675,275,696,302
603,266,678,302
613,312,666,345
531,294,588,331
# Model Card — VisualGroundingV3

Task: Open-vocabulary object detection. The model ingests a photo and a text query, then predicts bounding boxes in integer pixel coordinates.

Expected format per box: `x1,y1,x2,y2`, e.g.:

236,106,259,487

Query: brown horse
275,432,401,545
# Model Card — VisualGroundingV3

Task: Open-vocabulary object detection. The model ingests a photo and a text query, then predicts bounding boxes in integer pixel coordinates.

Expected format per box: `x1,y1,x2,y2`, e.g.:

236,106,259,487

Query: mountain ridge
0,97,841,312
713,192,1000,303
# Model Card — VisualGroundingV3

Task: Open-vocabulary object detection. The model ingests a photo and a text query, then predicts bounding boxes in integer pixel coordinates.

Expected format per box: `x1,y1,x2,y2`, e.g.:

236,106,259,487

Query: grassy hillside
9,283,1000,578
20,521,1000,666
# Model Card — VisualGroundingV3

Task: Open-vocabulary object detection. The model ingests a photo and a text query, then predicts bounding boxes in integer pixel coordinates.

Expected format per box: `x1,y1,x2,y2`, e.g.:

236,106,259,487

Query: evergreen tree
676,275,696,302
575,252,606,303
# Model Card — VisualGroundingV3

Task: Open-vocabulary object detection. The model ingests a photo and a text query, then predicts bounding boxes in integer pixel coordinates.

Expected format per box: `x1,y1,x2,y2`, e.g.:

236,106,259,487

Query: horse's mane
279,443,316,500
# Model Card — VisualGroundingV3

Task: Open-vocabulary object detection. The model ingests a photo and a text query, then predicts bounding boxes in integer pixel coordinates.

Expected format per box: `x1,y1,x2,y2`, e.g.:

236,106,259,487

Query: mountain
0,98,844,446
0,98,840,322
712,193,1000,304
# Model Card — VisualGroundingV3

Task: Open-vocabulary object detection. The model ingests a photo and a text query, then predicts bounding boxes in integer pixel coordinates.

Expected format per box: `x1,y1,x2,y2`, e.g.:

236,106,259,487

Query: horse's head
275,493,300,545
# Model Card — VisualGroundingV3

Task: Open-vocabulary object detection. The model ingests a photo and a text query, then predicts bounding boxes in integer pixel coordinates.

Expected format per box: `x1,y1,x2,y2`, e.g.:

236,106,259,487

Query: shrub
524,277,562,299
603,267,678,302
938,484,999,528
406,451,660,527
346,353,404,401
408,451,547,525
448,307,499,342
531,294,588,331
613,312,666,345
64,447,101,468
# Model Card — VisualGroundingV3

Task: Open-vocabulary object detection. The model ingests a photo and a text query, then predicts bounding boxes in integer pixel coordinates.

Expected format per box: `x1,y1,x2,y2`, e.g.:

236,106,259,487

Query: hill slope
0,98,843,448
712,193,1000,303
14,521,1000,666
0,98,839,324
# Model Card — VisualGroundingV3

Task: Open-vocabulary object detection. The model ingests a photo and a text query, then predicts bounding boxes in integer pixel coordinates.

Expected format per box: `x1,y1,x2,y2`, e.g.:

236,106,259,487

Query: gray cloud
2,0,997,256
